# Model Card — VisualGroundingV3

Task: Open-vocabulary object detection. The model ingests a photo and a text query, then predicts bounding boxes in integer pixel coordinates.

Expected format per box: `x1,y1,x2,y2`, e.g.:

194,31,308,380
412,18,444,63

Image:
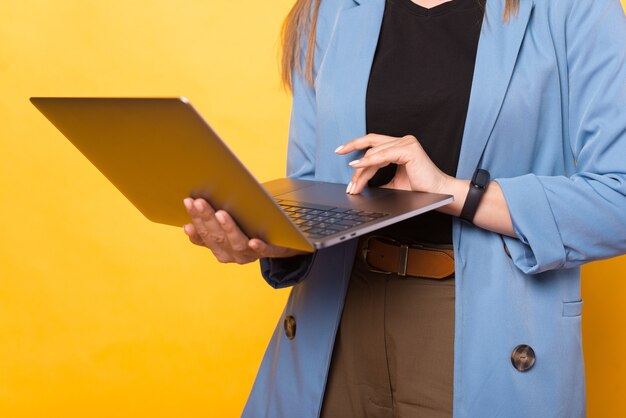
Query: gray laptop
30,97,453,252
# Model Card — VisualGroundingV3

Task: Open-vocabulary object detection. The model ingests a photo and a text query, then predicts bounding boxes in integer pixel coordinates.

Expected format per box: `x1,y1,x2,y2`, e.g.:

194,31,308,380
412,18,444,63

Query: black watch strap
460,168,490,223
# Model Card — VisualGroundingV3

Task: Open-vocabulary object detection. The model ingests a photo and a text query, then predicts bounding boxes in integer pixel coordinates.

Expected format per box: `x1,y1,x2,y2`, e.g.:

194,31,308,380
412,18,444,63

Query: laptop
30,97,453,252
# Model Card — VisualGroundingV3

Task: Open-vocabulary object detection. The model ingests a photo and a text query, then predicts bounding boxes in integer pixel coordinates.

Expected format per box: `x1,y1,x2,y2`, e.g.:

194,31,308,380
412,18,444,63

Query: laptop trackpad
275,182,395,209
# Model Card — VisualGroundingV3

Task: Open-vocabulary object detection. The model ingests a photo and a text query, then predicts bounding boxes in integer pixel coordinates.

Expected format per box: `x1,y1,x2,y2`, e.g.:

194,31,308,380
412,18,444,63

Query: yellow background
0,0,624,416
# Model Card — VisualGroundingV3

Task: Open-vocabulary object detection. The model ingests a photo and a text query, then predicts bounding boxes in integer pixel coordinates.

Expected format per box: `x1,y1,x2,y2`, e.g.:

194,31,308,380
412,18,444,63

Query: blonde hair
281,0,520,91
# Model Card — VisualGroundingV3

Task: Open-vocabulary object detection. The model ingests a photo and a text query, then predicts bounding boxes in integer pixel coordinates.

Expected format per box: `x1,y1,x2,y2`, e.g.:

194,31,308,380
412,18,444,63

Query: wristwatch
460,168,490,223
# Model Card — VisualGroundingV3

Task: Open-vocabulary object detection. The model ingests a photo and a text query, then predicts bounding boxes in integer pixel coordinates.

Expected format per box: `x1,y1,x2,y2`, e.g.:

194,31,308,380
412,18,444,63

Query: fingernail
194,200,203,211
348,159,360,166
334,145,344,153
249,241,259,250
215,211,226,225
346,181,352,193
183,199,192,210
351,182,358,194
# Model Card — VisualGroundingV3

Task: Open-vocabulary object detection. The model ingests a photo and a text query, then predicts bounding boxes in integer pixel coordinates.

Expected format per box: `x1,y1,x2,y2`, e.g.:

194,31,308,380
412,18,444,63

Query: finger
363,136,406,155
349,165,387,195
352,135,419,160
348,142,407,194
348,146,411,170
249,238,279,257
335,133,396,154
183,223,204,246
183,198,194,213
215,210,257,255
185,199,233,261
350,138,405,168
183,222,234,263
189,199,229,251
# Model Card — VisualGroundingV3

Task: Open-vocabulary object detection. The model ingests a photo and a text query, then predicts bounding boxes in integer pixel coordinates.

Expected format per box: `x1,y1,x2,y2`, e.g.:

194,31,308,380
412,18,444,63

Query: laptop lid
31,97,313,251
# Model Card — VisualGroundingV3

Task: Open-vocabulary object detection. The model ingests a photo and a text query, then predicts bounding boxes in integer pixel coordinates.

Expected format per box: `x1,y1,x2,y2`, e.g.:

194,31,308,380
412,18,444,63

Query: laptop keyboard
276,200,388,239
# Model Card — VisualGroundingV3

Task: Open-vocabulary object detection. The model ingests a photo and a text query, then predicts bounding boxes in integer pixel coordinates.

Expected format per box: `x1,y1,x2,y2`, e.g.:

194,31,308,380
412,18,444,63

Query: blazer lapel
315,0,385,182
456,0,535,179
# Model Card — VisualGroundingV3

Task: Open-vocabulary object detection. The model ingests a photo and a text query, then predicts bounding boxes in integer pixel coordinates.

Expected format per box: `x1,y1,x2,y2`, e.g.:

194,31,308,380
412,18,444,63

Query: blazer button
284,315,297,340
511,344,536,372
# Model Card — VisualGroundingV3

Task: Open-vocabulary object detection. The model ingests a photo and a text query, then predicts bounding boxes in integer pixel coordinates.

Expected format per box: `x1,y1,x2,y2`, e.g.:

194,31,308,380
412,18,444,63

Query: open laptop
30,97,453,252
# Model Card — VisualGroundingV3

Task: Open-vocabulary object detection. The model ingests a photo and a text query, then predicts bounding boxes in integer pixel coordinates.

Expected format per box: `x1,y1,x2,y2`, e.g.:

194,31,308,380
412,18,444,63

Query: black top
366,0,484,244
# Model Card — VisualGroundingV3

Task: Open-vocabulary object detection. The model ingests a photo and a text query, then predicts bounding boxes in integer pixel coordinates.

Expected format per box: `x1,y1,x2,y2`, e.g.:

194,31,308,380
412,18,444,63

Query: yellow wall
0,1,624,417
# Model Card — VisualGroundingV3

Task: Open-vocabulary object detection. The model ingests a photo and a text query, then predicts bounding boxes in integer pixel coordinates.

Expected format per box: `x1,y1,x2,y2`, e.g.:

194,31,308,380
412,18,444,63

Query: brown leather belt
359,236,455,279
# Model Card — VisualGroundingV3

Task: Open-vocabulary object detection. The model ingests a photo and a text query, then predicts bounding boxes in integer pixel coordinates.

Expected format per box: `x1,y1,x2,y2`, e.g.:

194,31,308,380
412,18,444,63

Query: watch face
474,169,490,187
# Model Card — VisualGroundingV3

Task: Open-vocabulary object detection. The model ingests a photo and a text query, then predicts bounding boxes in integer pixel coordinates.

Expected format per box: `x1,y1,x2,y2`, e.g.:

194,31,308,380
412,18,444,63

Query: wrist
435,176,469,216
433,172,458,195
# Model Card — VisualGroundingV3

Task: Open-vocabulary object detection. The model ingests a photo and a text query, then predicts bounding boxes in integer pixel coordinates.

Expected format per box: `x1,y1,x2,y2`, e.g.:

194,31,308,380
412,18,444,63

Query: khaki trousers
320,253,455,418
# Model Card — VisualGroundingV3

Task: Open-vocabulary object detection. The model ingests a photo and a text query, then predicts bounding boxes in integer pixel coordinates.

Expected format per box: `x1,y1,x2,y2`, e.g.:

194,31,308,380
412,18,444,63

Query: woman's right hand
183,198,306,264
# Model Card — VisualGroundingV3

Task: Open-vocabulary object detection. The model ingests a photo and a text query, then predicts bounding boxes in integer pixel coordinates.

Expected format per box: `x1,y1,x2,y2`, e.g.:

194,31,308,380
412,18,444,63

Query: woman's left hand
336,133,451,195
336,133,516,237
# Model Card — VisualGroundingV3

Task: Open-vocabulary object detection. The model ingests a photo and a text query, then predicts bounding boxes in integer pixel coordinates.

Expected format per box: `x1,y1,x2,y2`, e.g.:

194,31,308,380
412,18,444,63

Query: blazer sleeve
496,0,626,274
259,21,320,289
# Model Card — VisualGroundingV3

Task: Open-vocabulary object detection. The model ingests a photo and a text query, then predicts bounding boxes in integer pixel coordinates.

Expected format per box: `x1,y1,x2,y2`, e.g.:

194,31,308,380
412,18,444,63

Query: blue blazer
243,0,626,416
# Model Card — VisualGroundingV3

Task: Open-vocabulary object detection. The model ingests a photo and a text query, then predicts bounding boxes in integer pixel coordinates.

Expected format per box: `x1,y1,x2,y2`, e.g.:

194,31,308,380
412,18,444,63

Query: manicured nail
350,182,357,194
348,159,360,166
194,200,203,211
335,145,344,153
346,181,352,193
183,199,192,210
215,211,226,225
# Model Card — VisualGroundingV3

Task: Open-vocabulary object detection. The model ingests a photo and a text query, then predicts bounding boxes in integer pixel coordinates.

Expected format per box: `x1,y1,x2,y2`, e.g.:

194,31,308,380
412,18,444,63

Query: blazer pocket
562,300,583,317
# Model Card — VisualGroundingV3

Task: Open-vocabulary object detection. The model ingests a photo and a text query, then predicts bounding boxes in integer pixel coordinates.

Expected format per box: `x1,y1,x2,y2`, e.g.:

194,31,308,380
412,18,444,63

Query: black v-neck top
366,0,484,244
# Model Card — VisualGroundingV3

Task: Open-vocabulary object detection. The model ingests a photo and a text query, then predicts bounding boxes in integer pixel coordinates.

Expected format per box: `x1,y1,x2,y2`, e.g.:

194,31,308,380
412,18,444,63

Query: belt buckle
397,243,409,277
361,235,409,276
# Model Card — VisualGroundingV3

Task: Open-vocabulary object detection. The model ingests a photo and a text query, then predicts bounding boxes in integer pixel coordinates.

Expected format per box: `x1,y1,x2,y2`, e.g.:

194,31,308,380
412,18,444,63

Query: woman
183,0,626,416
